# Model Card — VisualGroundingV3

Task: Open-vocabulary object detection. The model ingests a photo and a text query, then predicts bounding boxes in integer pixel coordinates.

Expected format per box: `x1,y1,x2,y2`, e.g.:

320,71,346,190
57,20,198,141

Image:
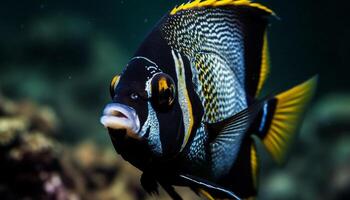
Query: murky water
0,1,349,199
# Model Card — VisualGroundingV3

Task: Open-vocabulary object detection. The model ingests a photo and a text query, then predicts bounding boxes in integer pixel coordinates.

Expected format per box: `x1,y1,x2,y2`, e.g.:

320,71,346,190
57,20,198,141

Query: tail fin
253,76,317,164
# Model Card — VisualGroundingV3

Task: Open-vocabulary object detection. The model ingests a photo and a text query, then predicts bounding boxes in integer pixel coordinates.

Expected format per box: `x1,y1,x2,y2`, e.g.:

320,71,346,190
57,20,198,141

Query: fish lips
101,104,152,170
100,103,141,140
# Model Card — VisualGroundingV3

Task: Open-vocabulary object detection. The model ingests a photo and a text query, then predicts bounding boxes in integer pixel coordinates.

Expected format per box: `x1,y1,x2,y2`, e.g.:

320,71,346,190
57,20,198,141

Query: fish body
101,1,317,199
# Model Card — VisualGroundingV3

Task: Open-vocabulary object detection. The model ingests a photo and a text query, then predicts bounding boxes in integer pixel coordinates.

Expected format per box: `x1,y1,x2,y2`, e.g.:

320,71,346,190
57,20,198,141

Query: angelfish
100,1,317,199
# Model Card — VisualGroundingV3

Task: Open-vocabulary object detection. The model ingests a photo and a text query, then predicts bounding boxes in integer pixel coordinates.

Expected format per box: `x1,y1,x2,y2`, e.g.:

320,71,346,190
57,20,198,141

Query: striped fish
100,1,317,199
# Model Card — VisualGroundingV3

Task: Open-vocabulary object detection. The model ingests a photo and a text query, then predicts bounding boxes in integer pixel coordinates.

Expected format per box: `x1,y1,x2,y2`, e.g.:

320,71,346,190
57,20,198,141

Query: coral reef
0,94,138,200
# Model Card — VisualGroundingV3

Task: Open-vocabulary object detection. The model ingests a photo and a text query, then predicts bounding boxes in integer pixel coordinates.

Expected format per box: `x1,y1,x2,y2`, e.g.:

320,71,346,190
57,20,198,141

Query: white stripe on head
130,56,162,80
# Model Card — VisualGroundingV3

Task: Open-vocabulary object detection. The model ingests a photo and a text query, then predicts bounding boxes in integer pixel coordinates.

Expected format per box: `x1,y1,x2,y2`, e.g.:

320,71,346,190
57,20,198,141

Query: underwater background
0,0,349,199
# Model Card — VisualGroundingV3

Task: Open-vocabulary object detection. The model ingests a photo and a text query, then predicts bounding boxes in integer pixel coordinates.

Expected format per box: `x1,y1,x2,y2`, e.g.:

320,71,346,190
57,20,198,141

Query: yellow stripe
172,50,194,151
256,32,270,97
269,128,286,149
198,189,215,200
111,75,120,90
251,144,258,187
171,0,274,15
183,83,194,150
265,135,281,161
110,75,120,96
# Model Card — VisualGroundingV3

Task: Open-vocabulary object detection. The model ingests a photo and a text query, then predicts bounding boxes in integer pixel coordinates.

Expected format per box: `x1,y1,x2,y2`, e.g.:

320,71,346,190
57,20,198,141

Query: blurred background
0,0,349,199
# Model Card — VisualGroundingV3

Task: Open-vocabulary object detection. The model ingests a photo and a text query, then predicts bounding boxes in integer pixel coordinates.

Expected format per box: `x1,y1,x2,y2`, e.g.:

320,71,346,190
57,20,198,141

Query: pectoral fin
207,100,265,142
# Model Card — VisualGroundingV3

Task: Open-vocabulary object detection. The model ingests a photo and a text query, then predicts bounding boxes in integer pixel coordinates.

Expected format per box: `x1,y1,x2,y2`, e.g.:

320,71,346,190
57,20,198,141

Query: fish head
101,56,187,167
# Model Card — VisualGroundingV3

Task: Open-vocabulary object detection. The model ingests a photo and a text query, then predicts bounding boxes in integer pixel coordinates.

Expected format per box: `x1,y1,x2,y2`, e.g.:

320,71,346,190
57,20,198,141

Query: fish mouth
100,103,141,139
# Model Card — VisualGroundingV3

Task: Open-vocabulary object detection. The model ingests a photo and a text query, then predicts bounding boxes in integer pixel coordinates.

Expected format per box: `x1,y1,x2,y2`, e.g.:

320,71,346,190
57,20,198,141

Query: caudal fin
253,76,317,164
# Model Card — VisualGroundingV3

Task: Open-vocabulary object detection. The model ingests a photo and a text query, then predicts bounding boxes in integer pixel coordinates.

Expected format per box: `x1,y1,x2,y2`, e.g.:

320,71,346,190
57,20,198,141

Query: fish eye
110,75,120,98
130,92,139,101
150,73,176,112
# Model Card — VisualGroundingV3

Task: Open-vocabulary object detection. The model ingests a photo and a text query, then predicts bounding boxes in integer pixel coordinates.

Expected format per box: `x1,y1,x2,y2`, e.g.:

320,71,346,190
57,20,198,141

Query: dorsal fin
241,7,272,98
170,0,274,98
171,0,274,15
165,0,275,99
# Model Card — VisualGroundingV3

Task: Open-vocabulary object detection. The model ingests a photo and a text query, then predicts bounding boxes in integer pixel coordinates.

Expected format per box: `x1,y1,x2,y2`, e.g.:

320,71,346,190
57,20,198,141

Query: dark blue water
0,1,349,199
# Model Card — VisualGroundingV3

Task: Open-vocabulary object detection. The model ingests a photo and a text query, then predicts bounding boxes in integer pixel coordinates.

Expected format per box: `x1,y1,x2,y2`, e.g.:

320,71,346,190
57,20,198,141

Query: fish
100,0,317,199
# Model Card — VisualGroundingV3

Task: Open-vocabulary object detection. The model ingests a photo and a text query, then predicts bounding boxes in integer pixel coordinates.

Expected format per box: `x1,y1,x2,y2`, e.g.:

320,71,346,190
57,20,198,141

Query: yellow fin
251,144,259,188
255,32,270,97
263,76,317,164
170,0,274,15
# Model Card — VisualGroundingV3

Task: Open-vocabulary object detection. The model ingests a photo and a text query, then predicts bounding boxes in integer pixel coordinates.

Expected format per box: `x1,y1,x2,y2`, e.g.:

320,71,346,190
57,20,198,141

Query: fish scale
193,53,246,123
162,8,248,123
184,123,210,170
101,1,317,199
162,8,245,68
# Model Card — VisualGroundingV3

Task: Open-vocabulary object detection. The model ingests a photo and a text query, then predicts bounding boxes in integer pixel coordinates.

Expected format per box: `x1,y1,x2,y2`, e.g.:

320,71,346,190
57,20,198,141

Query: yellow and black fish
100,0,317,199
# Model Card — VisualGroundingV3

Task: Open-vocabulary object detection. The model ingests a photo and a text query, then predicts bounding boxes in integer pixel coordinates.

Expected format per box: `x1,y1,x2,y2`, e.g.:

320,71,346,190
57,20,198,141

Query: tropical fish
100,0,317,199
